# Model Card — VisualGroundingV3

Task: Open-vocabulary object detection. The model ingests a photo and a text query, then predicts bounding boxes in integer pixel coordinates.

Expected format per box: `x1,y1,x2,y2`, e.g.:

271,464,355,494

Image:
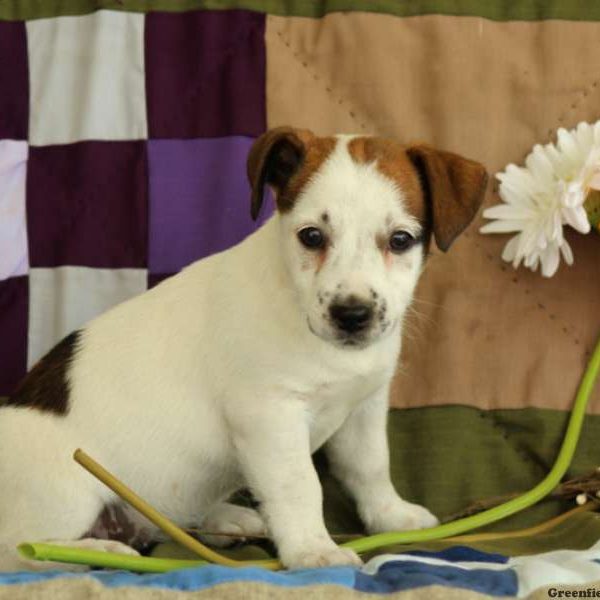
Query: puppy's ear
407,145,488,251
247,127,309,221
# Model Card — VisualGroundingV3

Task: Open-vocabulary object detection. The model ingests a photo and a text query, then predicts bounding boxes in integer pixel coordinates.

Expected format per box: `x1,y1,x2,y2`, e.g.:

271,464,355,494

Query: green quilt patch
2,0,600,22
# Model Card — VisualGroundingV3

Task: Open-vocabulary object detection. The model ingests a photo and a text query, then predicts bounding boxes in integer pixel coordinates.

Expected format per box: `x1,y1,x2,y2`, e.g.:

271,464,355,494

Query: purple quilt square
145,10,266,139
0,276,28,396
148,136,274,274
27,142,148,269
0,22,29,140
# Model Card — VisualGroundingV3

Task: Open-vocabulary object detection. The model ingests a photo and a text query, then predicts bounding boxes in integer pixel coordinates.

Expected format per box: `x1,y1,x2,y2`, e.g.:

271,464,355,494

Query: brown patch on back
6,330,82,415
348,137,426,223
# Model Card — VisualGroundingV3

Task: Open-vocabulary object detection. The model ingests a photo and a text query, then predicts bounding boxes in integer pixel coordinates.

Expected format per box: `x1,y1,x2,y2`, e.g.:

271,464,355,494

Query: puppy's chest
304,374,382,451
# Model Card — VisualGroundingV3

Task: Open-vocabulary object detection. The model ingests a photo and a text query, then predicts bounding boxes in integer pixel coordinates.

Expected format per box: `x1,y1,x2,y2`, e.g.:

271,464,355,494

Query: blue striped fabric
355,561,517,596
0,564,356,590
3,543,600,596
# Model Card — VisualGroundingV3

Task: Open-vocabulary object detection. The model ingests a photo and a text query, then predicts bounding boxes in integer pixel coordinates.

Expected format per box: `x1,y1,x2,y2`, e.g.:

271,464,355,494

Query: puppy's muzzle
329,300,374,334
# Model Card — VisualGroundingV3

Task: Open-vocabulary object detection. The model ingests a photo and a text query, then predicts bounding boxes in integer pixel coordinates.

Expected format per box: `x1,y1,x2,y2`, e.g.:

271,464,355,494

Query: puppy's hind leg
0,474,108,572
0,539,139,574
0,492,148,573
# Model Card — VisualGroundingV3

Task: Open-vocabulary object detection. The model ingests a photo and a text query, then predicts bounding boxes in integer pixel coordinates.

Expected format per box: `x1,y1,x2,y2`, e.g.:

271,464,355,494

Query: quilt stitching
547,79,600,142
274,26,370,133
476,409,545,473
461,230,587,357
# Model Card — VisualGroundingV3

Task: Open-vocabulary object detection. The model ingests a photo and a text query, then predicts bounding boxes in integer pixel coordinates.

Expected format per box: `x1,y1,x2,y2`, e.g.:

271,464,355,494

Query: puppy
0,128,487,571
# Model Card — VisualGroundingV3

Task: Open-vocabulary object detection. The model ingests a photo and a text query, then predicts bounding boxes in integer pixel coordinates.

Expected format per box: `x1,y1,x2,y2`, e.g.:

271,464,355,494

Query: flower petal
560,240,574,265
540,244,560,277
480,220,527,234
482,203,537,220
562,205,591,234
557,127,583,168
526,146,555,184
501,235,520,262
561,182,585,208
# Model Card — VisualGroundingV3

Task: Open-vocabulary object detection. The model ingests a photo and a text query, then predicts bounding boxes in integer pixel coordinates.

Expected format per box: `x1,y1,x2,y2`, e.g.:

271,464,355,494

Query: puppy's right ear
247,127,308,221
407,145,488,252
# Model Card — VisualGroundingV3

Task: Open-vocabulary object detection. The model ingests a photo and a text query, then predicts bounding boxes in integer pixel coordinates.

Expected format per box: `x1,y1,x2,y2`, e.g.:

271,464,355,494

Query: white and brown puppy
0,128,487,571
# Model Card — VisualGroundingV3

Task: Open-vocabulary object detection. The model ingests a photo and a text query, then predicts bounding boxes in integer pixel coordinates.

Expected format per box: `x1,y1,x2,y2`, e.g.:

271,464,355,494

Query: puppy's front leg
325,387,439,534
229,399,361,569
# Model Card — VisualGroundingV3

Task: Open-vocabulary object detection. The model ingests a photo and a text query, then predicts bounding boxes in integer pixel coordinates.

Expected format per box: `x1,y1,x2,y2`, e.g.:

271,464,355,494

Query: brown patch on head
247,127,336,220
279,136,336,213
406,145,488,251
6,330,82,415
348,137,488,252
348,137,426,224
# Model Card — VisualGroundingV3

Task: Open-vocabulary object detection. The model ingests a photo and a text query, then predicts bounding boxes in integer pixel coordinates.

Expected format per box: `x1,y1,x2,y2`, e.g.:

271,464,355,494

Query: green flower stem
18,543,205,573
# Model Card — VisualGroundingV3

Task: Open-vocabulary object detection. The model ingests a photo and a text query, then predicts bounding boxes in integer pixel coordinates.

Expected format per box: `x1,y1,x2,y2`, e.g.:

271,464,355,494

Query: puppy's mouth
306,317,386,349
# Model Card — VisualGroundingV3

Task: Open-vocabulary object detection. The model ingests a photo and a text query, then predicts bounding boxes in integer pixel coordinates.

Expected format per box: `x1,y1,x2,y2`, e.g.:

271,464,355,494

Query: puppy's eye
298,227,325,250
389,230,415,253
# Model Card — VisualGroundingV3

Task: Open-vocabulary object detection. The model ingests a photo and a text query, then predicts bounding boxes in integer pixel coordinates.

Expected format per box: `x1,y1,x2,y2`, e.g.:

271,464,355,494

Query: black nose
329,302,374,333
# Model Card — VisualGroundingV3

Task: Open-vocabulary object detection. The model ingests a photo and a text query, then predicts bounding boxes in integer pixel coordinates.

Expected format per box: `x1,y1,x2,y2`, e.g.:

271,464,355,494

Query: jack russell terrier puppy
0,128,487,571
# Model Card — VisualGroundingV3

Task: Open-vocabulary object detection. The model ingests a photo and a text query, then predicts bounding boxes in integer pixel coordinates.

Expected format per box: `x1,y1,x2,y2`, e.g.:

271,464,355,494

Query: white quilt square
0,140,28,281
28,266,147,367
27,11,147,145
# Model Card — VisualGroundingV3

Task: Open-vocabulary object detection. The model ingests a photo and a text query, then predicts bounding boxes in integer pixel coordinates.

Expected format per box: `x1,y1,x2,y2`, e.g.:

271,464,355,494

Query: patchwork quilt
1,0,600,597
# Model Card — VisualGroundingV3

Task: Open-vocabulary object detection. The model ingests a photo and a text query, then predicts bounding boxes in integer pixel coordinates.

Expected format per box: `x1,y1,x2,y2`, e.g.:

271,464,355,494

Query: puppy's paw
281,542,362,570
198,503,267,548
365,500,439,534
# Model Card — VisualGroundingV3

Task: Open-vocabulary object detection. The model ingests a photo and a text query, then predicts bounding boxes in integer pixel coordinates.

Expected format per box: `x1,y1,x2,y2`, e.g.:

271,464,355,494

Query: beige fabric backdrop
266,13,600,412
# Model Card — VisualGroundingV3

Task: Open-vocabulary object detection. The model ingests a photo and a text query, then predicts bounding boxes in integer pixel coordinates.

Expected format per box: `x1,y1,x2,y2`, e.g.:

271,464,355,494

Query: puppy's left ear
247,127,309,221
407,145,488,252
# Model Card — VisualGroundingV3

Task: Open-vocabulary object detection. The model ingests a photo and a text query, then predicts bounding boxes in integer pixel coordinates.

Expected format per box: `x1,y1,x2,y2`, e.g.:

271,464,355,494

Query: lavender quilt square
148,137,274,275
27,11,147,145
27,142,148,269
145,10,266,139
0,140,29,281
0,22,29,140
0,276,28,396
28,267,147,367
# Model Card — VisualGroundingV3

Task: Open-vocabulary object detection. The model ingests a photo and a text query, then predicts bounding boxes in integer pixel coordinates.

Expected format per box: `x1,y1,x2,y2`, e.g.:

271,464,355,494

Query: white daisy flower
480,121,596,277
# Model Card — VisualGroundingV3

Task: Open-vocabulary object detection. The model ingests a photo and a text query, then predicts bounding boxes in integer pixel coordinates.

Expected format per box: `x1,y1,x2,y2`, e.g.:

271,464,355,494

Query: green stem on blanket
341,333,600,554
18,543,205,573
70,449,280,570
19,333,600,572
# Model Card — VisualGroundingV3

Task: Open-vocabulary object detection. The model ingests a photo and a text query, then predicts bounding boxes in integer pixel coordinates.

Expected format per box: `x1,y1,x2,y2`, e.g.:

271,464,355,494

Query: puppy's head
248,127,487,349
